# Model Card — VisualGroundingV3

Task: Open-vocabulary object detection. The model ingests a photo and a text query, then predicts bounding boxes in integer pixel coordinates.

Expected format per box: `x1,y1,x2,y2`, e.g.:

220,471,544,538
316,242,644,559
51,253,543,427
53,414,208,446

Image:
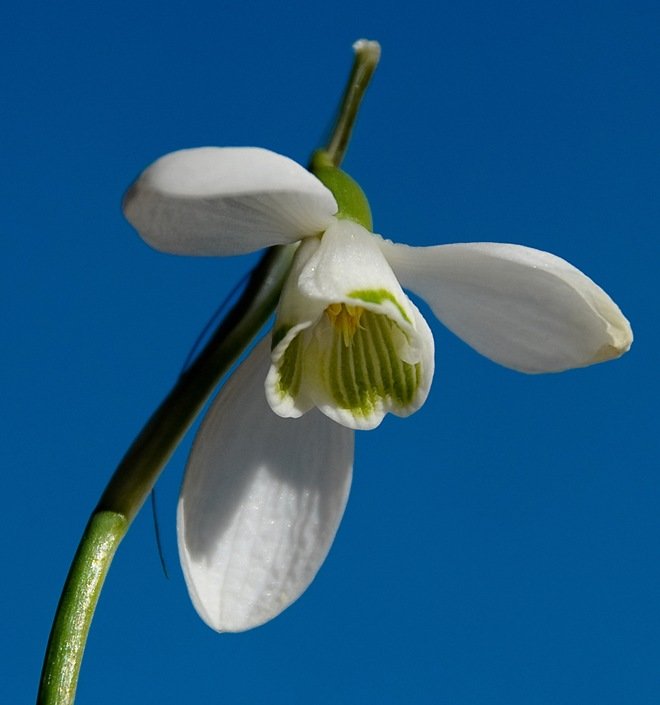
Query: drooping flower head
124,146,631,631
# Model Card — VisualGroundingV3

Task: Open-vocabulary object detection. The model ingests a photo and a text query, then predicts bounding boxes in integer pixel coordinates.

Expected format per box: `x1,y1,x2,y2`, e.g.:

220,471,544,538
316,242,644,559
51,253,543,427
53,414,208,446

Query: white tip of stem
352,39,381,63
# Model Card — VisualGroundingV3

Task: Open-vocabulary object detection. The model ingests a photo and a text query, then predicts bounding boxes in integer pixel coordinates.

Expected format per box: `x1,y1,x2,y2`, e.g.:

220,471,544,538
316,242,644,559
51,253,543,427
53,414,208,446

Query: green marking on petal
277,333,304,399
348,289,411,324
320,304,421,418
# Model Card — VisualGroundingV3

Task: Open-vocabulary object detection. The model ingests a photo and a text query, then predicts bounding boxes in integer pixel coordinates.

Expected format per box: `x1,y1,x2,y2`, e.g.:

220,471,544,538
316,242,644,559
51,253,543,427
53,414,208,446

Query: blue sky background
3,1,658,703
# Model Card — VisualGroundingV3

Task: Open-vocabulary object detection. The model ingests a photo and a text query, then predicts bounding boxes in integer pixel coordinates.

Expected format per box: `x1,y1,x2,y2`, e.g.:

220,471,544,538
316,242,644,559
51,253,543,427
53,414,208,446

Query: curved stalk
37,246,295,704
324,39,381,167
37,38,381,705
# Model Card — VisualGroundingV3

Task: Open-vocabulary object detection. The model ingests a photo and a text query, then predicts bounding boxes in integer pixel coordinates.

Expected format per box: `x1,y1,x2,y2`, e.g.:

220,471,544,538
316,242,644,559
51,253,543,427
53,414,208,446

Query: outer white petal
178,337,353,632
381,241,632,373
123,147,338,255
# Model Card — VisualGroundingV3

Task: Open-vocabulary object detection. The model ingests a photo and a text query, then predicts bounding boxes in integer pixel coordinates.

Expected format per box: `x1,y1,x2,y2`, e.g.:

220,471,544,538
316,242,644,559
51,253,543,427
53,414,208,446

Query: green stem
37,246,295,704
96,246,294,522
37,38,381,705
38,513,127,705
324,39,381,168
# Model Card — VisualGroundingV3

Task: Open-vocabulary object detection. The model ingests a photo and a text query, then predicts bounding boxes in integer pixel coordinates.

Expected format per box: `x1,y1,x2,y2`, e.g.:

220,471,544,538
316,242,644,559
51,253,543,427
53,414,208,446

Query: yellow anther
325,303,365,346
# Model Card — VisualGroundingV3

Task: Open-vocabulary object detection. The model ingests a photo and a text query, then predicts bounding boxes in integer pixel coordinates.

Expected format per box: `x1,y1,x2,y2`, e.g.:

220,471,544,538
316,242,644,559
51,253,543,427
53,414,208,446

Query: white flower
124,146,632,632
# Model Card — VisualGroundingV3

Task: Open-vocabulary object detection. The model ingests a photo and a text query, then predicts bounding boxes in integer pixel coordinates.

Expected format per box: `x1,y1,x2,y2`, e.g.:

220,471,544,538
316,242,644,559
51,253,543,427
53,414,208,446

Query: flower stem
324,39,381,167
37,38,382,705
37,513,127,705
37,246,295,705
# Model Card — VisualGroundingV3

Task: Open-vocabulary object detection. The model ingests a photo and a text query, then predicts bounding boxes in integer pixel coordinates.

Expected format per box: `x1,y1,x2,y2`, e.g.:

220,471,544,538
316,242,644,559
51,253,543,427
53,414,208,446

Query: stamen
325,303,365,346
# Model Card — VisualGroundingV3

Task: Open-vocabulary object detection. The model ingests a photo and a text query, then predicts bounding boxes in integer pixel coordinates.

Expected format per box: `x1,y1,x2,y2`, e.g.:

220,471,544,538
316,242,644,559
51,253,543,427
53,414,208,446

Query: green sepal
310,150,373,231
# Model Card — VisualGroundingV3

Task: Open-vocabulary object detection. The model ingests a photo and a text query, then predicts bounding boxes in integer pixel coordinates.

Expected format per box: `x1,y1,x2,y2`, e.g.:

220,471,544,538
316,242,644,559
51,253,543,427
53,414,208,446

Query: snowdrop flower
124,146,631,632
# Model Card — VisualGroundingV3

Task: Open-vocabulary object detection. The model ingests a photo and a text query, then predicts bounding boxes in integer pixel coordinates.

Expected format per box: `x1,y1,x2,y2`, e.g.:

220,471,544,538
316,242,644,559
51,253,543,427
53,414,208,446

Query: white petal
271,235,325,348
299,220,416,328
265,236,324,419
267,220,435,429
178,337,354,632
381,241,632,373
123,147,338,255
305,300,435,430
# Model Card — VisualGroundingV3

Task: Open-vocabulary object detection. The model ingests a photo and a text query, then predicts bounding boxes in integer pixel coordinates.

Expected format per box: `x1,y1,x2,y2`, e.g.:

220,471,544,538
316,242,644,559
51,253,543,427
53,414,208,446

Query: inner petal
266,220,436,430
308,303,423,429
276,332,305,401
